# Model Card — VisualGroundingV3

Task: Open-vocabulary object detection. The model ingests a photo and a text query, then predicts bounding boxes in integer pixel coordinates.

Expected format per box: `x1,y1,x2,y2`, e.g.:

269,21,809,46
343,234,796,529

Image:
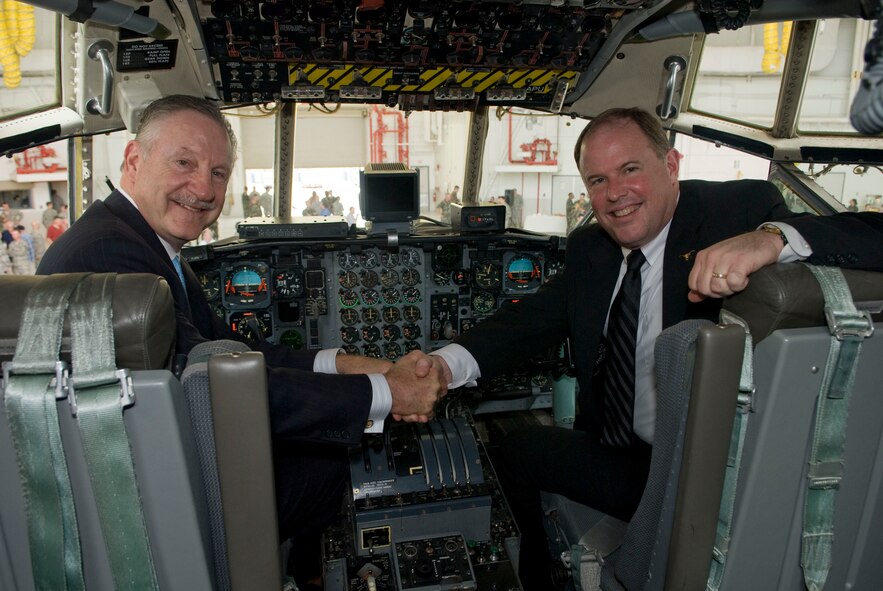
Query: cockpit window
691,22,791,129
0,7,58,120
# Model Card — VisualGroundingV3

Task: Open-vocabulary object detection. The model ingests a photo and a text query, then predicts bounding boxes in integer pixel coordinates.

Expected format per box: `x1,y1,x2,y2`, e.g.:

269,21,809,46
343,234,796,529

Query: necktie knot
626,249,645,272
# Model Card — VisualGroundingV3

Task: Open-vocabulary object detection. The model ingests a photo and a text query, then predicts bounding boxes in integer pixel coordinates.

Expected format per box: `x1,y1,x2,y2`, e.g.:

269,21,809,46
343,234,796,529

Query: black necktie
601,249,645,447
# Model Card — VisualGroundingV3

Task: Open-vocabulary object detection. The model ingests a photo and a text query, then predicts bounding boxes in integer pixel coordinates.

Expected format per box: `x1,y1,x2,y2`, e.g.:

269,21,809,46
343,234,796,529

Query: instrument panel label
117,40,178,72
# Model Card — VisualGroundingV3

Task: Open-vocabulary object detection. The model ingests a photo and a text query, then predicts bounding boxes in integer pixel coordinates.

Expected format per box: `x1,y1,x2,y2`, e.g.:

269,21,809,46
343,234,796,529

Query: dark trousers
274,441,349,584
494,425,652,590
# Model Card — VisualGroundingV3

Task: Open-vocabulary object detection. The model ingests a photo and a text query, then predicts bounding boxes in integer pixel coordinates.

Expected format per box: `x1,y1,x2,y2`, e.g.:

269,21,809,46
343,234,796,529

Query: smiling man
38,95,447,587
427,107,883,590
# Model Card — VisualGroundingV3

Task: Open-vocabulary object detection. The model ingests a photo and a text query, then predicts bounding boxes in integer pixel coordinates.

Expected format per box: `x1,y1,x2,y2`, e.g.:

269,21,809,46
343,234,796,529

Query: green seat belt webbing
801,265,873,591
705,310,754,591
2,273,90,591
68,274,160,591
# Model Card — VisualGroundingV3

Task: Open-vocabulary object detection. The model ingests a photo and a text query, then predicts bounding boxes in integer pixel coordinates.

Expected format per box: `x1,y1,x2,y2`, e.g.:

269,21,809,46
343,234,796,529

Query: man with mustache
38,95,445,587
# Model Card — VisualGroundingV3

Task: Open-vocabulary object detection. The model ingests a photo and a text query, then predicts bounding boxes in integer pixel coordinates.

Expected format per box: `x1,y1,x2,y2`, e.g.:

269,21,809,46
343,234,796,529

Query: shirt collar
118,187,179,262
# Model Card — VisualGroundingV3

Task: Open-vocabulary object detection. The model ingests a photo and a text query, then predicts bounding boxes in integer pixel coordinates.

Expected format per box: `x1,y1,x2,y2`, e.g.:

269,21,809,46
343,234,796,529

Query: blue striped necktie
601,249,645,447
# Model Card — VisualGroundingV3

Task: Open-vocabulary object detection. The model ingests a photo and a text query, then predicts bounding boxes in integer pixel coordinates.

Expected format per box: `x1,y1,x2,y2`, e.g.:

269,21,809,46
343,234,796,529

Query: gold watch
760,223,788,246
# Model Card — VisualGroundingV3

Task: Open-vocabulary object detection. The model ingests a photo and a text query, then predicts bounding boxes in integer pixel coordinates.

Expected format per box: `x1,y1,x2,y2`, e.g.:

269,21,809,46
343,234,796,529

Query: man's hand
385,351,447,423
688,229,784,302
335,353,393,375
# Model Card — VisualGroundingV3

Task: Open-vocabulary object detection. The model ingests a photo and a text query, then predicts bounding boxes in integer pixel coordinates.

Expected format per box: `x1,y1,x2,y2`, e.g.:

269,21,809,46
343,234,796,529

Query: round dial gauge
380,268,400,287
359,269,379,288
382,306,401,324
505,254,542,290
362,343,382,358
380,252,400,268
279,329,304,350
361,325,381,343
433,271,450,286
545,260,565,279
404,341,421,353
339,289,359,308
472,291,495,315
472,261,502,291
229,310,272,340
401,268,421,286
403,323,421,340
401,248,421,267
382,324,401,341
338,270,359,289
361,288,380,306
274,268,304,298
403,305,421,322
402,287,421,304
384,342,403,360
452,269,469,286
338,252,359,270
342,344,360,356
225,264,269,305
359,251,379,269
381,288,401,305
361,307,380,325
198,271,221,301
340,326,360,344
340,308,359,326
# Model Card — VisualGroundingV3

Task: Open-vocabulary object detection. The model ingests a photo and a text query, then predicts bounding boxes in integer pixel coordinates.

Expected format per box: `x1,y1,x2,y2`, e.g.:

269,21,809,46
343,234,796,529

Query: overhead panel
196,1,648,111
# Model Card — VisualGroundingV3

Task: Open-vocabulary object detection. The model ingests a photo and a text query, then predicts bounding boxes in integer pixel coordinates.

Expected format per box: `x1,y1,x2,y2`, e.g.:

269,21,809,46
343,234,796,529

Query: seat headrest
0,273,176,370
723,263,883,343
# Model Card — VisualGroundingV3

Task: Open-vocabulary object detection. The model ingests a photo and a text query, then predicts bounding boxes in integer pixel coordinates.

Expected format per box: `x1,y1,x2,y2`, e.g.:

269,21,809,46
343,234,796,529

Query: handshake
385,351,452,423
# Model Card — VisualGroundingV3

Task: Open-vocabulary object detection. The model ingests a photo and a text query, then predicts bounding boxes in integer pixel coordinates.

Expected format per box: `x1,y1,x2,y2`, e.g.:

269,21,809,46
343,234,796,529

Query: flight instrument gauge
383,324,401,341
360,251,379,269
472,260,502,291
401,248,421,267
362,307,380,325
224,263,270,308
229,310,272,341
362,325,381,343
384,342,403,360
339,289,359,308
363,344,382,358
472,291,495,315
359,269,379,288
338,270,359,289
401,268,421,286
380,252,399,268
380,268,400,287
504,254,542,293
433,244,461,270
383,306,401,324
403,305,421,322
403,287,421,304
340,308,359,326
338,252,358,270
198,270,221,301
361,288,380,306
274,268,304,299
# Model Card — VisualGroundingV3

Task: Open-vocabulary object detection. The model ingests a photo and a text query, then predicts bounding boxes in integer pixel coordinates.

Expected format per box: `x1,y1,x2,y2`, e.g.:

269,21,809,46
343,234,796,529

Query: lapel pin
679,250,695,262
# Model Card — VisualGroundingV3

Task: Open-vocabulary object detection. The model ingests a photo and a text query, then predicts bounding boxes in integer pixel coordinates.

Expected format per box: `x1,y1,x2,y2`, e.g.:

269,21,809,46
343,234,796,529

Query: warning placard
117,40,178,72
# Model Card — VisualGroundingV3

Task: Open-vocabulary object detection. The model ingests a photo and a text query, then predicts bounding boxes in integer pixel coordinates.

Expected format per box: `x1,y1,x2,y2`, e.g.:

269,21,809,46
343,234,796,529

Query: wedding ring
711,271,728,279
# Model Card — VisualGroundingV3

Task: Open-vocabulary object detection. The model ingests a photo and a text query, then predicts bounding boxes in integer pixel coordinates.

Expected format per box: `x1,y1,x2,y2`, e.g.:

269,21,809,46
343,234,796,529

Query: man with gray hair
39,94,446,586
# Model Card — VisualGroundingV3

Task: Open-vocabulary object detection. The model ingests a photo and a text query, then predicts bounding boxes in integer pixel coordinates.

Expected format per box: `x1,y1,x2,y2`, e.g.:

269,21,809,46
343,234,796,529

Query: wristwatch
759,223,788,246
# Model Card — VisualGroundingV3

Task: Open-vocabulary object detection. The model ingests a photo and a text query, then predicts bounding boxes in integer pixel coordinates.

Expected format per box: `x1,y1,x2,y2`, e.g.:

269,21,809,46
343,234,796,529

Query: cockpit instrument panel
185,230,565,412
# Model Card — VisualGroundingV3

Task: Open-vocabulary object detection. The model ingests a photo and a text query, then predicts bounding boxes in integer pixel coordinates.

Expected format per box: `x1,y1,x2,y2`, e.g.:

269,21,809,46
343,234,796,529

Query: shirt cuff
313,348,343,374
431,343,480,388
365,373,392,433
761,222,813,262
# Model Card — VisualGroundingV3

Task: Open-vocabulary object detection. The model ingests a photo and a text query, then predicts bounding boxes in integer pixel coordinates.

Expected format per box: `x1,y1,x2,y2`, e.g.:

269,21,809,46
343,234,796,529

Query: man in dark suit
429,107,883,589
37,95,445,586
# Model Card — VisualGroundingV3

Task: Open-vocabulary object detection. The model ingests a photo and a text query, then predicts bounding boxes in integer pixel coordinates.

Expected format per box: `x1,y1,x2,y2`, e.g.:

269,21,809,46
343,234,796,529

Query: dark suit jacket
38,191,372,446
455,179,883,436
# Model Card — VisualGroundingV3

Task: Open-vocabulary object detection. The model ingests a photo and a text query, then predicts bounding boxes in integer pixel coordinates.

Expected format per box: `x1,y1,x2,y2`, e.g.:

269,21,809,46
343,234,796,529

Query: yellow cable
0,1,21,88
761,22,780,73
14,1,34,56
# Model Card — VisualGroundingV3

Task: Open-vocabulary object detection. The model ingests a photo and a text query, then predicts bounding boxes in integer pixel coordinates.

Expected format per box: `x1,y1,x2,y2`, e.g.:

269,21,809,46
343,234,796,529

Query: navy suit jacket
455,179,883,435
38,191,372,446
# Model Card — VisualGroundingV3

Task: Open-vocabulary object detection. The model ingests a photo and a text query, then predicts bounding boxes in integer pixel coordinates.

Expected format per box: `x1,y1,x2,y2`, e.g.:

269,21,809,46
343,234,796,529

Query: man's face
579,120,679,250
122,111,231,250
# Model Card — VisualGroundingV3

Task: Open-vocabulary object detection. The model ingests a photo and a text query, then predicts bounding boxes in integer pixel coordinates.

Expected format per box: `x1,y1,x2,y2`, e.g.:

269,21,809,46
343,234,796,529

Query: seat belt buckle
68,368,136,416
824,307,874,341
3,360,70,400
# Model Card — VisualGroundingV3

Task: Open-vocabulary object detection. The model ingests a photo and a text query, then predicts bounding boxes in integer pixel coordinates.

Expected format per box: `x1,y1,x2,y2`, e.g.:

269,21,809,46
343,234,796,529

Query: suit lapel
662,186,706,328
104,192,198,322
